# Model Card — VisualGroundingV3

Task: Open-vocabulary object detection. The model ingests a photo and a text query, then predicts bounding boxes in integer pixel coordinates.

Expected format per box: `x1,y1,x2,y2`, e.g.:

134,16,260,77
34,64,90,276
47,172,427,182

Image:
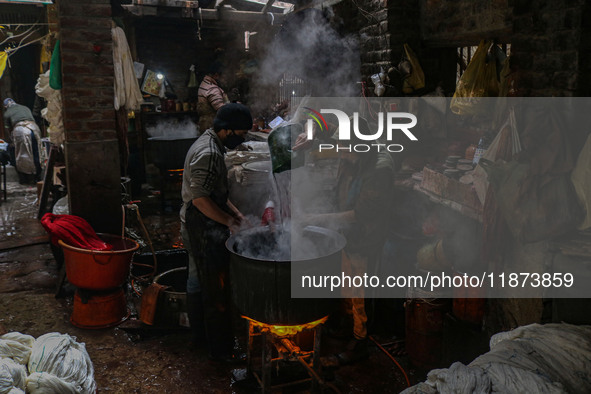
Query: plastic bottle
472,137,487,165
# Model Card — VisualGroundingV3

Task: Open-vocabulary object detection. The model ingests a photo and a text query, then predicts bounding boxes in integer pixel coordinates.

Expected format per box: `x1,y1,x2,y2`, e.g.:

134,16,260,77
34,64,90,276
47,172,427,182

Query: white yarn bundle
0,332,96,394
0,358,27,393
26,333,96,394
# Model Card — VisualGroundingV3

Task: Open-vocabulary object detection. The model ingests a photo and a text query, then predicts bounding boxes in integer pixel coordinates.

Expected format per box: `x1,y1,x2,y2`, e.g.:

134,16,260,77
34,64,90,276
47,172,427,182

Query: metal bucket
405,298,451,370
452,271,486,325
227,226,345,326
153,267,189,327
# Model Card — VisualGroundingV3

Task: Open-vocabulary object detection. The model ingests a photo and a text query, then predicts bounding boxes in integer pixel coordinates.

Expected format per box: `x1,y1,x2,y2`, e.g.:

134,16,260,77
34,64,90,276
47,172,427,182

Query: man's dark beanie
214,103,253,131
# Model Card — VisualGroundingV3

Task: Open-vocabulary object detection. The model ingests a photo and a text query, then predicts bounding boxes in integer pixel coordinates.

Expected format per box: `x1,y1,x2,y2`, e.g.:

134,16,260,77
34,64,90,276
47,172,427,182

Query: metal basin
153,267,188,327
227,226,345,326
147,137,197,170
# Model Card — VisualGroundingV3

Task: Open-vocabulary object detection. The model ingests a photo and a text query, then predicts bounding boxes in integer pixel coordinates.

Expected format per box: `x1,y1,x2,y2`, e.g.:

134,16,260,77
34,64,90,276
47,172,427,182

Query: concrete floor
0,168,418,393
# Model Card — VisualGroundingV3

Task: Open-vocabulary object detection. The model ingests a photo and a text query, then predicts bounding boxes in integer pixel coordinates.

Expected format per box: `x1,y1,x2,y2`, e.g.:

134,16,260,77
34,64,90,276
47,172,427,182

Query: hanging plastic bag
450,40,499,115
472,107,521,204
0,51,8,80
401,44,425,94
371,67,387,97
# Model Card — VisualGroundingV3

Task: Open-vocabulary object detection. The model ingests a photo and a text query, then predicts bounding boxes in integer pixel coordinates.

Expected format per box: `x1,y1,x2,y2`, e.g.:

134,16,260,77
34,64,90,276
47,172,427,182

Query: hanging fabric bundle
112,26,143,111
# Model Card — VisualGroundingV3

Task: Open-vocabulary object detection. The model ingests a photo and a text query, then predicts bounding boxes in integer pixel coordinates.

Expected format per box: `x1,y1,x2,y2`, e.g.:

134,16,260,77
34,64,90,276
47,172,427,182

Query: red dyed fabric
41,213,112,251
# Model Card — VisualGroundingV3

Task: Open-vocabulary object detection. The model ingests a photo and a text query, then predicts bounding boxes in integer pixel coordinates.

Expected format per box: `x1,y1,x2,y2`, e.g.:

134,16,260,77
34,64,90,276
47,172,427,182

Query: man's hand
227,216,242,235
226,199,251,234
234,143,253,151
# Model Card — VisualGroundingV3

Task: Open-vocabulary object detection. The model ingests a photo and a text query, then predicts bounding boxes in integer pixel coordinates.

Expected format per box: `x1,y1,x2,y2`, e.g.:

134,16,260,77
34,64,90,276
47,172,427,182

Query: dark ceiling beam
292,0,343,13
125,0,286,24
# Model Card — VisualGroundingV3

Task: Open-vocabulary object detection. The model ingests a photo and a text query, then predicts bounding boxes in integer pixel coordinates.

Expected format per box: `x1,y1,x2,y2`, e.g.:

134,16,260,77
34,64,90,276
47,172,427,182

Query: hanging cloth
187,64,197,88
49,40,62,90
112,26,143,111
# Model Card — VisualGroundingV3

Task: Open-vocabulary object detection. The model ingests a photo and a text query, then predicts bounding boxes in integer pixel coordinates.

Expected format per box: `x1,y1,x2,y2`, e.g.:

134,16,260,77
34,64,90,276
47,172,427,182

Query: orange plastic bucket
59,233,139,290
71,288,129,329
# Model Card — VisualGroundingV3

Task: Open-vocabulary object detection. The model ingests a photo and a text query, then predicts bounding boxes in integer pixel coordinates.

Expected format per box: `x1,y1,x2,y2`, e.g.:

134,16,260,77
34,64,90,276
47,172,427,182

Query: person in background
295,117,395,365
197,61,228,133
180,103,252,362
3,98,42,184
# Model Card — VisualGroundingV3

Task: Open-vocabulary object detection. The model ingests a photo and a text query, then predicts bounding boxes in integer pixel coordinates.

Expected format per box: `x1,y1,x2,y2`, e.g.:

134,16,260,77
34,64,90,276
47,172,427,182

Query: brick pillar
58,0,122,234
387,0,421,66
355,0,421,87
357,0,392,81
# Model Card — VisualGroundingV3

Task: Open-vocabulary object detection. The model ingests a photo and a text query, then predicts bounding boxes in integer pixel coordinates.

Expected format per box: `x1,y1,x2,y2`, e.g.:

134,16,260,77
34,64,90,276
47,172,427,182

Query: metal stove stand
246,320,328,393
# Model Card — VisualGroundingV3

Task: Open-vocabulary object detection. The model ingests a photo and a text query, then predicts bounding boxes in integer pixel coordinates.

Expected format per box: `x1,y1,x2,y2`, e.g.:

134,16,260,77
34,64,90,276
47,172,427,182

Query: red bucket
59,233,139,290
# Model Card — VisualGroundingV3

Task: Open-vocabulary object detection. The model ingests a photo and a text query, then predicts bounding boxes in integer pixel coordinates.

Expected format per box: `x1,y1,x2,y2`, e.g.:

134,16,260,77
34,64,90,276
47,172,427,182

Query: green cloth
49,40,62,90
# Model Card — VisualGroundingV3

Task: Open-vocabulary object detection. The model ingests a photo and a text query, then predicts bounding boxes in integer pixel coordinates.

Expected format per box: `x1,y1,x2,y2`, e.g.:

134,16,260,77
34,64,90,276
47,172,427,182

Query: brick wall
349,0,421,86
420,0,585,96
421,0,512,45
58,0,122,233
348,0,586,96
511,0,585,96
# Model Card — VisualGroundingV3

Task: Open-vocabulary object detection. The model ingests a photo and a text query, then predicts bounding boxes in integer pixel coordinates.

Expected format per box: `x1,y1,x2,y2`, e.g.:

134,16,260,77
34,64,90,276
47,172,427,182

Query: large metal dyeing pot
227,226,346,326
147,136,196,170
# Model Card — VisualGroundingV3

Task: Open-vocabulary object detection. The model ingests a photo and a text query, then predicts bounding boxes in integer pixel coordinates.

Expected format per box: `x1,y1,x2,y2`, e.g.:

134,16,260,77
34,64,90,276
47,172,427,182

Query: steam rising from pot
230,223,342,262
251,7,360,113
146,118,199,139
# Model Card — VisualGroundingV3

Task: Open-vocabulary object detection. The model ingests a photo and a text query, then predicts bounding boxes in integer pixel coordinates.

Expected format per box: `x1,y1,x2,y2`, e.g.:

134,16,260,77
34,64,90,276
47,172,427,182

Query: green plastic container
267,123,306,173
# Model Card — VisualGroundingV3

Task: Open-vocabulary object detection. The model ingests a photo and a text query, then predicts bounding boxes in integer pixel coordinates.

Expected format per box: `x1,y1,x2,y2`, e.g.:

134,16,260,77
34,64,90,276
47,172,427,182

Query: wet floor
0,172,418,393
